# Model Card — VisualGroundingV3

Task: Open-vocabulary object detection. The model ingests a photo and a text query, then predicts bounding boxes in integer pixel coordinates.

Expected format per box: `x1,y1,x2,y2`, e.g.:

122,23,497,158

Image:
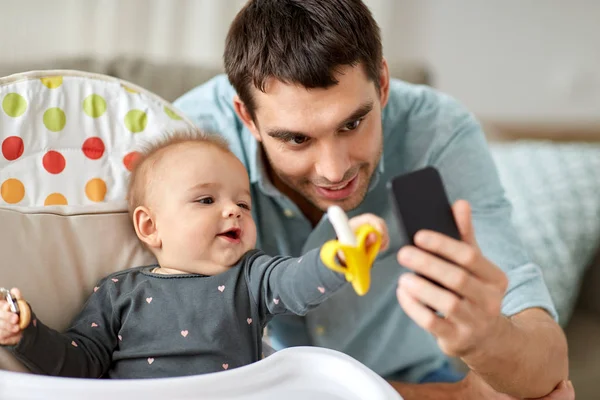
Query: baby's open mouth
218,228,241,241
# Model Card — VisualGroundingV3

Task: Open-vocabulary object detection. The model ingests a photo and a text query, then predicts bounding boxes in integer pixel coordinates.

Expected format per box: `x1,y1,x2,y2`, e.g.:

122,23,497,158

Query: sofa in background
0,56,597,399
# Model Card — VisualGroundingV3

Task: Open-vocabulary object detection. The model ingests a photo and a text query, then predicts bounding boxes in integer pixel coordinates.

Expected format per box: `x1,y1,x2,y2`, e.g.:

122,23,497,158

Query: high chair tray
0,346,402,399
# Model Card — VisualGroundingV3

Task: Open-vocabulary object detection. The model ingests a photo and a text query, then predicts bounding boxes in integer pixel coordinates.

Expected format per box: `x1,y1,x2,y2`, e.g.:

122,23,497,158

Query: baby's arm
1,279,118,378
246,213,388,319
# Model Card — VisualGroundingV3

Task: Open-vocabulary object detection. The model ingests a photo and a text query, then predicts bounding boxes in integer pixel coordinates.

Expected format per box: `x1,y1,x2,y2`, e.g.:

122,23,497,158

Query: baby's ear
132,206,161,249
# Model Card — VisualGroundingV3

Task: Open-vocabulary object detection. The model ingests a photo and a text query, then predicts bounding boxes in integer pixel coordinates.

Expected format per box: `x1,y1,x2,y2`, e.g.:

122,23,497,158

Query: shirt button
283,209,295,218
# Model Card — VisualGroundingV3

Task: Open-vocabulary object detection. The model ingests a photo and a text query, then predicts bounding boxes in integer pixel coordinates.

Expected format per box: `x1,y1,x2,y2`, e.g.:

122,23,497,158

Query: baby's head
127,129,257,275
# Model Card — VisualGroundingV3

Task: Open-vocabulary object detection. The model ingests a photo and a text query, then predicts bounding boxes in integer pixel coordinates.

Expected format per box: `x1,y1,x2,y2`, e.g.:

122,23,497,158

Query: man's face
239,63,388,212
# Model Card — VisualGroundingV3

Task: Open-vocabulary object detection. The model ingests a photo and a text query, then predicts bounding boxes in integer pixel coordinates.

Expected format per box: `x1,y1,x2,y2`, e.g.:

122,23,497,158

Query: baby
0,129,388,379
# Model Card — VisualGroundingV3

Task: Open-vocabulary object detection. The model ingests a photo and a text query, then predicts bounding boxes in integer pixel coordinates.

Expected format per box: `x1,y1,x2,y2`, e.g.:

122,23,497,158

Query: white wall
1,0,599,123
401,1,600,124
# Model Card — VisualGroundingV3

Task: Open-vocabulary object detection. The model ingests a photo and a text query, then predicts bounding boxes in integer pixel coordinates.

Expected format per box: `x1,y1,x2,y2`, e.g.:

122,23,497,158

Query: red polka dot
2,136,24,161
82,137,105,160
42,151,66,174
123,151,141,172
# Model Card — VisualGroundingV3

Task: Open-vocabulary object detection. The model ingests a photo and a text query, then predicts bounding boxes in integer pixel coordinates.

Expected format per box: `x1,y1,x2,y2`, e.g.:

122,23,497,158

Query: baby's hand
348,213,390,251
0,288,25,346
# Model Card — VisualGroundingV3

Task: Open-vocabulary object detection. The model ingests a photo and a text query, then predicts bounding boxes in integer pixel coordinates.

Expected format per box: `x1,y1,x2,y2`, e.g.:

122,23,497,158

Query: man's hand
526,380,575,400
389,373,575,400
458,373,575,400
394,199,568,398
395,199,508,358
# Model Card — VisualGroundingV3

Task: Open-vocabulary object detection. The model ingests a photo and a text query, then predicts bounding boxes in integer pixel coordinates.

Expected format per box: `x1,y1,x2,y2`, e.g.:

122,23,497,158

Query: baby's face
148,143,257,274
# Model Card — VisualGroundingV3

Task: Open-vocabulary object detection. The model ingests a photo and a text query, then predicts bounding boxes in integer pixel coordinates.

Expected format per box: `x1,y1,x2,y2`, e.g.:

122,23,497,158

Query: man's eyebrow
335,100,373,130
266,100,374,141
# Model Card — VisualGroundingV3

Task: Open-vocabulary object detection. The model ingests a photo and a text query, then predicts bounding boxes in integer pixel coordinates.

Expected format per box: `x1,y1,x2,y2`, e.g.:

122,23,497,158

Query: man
174,1,573,398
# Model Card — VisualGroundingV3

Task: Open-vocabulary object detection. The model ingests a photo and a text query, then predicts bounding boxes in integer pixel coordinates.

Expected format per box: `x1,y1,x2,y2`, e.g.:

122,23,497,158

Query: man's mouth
314,174,359,201
218,228,242,243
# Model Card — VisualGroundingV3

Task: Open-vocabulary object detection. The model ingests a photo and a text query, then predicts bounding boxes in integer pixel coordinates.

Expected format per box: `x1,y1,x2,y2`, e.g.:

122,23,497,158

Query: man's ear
132,206,161,249
233,95,262,142
379,57,391,108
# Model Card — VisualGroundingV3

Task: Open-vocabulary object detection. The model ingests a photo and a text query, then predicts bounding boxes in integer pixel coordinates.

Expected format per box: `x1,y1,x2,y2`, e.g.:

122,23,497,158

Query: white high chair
0,70,402,399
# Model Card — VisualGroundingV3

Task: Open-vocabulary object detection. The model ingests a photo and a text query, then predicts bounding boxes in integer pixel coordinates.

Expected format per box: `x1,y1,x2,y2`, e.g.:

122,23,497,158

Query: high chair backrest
0,70,196,370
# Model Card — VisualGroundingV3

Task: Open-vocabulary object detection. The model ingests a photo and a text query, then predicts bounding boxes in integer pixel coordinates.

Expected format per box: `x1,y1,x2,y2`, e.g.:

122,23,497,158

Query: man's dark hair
224,0,383,120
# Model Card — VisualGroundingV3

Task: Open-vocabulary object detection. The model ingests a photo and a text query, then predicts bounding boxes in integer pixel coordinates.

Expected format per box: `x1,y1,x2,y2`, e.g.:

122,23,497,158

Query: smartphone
387,166,461,301
387,166,460,245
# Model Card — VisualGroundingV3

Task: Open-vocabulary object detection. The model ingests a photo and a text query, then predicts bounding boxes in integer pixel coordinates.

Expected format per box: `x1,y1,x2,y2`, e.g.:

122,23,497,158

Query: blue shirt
173,75,558,382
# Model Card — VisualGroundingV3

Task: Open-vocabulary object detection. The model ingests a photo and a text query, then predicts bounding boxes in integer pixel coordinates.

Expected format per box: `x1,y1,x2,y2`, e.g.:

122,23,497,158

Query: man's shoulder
383,79,481,158
384,78,474,130
172,74,238,133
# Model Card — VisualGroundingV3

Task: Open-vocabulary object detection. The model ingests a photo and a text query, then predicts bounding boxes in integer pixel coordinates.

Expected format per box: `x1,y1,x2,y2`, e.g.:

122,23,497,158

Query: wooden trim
482,121,600,143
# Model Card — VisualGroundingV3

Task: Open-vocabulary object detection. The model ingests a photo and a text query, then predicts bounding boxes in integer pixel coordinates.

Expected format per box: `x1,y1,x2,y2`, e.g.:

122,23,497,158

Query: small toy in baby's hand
0,287,31,330
320,206,382,296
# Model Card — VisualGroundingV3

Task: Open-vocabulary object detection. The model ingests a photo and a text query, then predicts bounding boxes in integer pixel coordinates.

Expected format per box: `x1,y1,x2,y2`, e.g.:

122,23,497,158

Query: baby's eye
238,202,251,210
196,197,214,205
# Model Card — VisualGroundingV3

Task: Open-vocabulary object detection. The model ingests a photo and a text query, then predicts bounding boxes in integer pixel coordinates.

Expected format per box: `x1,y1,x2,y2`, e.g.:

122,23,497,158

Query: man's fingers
397,246,491,304
412,230,505,284
396,281,454,337
452,200,477,246
399,273,475,321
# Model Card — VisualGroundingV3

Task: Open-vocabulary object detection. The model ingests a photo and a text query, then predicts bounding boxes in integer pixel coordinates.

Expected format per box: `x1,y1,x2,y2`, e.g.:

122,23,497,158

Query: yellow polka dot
40,76,63,89
164,106,182,120
2,93,27,118
315,326,325,335
122,85,139,94
85,178,107,202
124,110,148,133
43,107,67,132
83,94,107,118
44,193,68,206
1,179,25,204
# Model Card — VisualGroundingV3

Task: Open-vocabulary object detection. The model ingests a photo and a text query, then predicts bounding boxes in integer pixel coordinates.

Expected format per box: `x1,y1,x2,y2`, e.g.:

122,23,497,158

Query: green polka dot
124,109,148,133
2,93,27,117
43,108,67,132
164,106,182,120
83,94,107,118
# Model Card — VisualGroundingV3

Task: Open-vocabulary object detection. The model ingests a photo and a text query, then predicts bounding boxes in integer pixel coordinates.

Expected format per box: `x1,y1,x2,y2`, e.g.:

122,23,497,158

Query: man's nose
314,144,351,183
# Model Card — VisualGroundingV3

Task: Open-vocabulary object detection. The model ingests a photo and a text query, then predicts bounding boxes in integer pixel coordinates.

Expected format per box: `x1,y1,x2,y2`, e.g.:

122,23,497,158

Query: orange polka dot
1,179,25,204
44,193,68,206
85,178,107,202
82,137,105,160
42,151,66,174
123,151,141,172
2,136,24,161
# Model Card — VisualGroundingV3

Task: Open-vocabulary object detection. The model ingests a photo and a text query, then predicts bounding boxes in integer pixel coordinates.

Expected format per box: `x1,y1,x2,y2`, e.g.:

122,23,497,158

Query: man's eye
196,197,214,204
288,135,309,145
342,119,362,131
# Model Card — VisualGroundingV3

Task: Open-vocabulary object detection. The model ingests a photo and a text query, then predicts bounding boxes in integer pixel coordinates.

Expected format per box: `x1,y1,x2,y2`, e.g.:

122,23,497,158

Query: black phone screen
387,166,460,245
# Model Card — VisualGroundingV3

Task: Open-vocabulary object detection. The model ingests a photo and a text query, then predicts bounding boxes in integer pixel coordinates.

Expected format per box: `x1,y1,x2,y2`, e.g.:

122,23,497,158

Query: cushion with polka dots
0,70,195,211
0,70,197,371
